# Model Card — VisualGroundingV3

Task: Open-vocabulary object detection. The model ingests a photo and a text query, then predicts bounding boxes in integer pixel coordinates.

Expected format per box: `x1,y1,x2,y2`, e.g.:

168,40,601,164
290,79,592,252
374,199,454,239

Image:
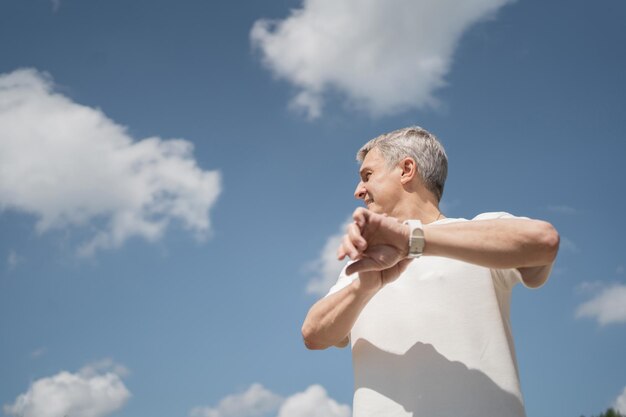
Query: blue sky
1,1,625,417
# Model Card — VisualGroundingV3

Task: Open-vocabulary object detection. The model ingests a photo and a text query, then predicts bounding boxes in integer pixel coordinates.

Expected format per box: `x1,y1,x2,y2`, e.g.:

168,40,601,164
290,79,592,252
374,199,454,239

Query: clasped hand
337,208,414,287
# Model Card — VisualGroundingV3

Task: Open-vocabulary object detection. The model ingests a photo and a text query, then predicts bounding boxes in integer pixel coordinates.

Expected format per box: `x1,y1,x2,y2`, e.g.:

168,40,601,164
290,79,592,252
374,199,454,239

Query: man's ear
399,157,417,185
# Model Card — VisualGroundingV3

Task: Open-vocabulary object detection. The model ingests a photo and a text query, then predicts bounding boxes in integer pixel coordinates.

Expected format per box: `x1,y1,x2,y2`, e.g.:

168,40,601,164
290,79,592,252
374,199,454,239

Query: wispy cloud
560,236,579,253
190,384,349,417
7,250,21,270
617,265,624,275
251,0,512,119
575,282,626,326
3,359,130,417
304,218,351,296
547,205,579,215
0,69,221,257
30,347,46,359
615,386,626,414
51,0,61,13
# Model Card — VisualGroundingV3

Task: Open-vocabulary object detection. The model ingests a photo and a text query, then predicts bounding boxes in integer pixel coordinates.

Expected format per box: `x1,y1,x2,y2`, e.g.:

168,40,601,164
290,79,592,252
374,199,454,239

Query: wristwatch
403,220,425,258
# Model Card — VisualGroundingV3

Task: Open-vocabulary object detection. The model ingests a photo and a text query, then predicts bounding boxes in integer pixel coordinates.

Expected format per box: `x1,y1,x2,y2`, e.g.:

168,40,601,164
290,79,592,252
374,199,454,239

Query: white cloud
51,0,61,12
0,68,221,256
3,360,130,417
190,384,283,417
276,385,350,417
576,282,626,325
251,0,512,118
617,265,624,275
80,358,130,378
190,384,350,417
615,386,626,414
304,218,351,296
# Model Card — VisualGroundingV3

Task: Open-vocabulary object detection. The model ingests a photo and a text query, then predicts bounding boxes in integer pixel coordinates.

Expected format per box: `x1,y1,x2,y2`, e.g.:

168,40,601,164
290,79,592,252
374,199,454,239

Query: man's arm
302,257,412,350
423,218,558,287
301,277,377,350
341,208,560,288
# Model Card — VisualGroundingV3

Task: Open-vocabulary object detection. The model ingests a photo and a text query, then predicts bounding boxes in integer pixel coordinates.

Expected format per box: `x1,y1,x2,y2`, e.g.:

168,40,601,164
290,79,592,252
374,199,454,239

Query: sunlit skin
354,148,404,216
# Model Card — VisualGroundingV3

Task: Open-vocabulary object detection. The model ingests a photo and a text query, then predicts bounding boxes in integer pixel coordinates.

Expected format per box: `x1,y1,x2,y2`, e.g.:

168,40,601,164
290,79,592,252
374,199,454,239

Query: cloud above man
4,360,130,417
251,0,512,118
0,68,221,256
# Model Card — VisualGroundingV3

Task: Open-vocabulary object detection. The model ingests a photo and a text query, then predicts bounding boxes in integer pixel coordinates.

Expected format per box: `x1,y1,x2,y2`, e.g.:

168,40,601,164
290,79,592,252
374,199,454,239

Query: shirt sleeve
474,211,553,289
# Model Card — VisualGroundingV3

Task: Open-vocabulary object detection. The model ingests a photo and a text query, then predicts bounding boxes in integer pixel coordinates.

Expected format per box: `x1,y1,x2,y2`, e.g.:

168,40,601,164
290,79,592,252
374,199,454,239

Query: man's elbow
303,336,327,350
535,221,560,263
301,324,329,350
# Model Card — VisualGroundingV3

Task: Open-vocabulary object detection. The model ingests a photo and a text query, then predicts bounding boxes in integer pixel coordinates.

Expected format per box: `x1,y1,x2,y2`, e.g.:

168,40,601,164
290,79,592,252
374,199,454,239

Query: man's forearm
343,209,559,278
423,218,559,288
302,278,378,350
423,218,559,269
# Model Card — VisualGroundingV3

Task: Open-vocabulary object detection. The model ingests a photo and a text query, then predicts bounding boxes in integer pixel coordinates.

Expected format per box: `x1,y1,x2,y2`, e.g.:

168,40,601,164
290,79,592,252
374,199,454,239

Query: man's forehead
359,147,384,171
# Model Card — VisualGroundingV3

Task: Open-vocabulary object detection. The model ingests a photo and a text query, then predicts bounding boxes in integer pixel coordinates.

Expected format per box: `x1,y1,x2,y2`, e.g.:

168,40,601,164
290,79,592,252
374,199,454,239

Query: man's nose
354,182,366,200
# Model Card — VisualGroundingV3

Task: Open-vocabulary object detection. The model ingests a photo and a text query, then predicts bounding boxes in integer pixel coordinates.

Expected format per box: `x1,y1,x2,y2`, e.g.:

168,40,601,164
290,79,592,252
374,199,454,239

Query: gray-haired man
302,126,559,417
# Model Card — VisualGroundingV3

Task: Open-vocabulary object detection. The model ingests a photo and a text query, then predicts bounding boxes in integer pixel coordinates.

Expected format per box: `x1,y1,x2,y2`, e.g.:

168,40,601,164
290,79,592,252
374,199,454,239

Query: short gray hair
356,126,448,202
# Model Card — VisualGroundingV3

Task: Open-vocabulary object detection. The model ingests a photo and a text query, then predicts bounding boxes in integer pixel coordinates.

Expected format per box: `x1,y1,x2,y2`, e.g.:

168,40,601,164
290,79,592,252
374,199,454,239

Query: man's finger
347,222,367,251
352,207,369,228
337,236,354,260
342,234,361,260
346,257,382,275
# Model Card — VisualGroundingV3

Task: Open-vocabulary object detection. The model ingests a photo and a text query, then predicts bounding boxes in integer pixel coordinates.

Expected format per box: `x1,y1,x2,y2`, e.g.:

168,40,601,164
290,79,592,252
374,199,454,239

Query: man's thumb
346,257,381,275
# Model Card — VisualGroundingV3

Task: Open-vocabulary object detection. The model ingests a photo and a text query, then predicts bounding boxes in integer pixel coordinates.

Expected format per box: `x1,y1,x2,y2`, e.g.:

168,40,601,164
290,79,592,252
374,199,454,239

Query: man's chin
366,204,384,214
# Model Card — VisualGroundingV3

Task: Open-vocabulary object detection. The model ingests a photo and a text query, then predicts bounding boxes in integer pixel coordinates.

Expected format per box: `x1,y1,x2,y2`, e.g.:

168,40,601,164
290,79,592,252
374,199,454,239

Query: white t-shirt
326,213,551,417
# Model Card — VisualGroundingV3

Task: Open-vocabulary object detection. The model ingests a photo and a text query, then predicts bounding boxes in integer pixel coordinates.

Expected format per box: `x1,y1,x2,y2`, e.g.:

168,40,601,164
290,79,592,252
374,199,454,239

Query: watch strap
403,219,425,258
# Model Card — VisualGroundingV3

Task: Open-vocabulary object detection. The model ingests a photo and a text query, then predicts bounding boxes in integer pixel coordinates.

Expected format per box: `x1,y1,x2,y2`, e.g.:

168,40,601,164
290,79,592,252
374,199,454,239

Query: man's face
354,147,402,215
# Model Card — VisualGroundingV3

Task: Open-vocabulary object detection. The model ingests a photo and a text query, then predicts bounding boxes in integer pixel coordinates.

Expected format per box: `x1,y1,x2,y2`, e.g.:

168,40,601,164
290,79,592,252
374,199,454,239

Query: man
302,126,559,417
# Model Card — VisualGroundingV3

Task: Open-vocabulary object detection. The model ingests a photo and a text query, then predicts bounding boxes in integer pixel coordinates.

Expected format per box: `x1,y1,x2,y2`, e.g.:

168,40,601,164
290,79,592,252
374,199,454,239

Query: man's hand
337,208,413,287
303,208,415,350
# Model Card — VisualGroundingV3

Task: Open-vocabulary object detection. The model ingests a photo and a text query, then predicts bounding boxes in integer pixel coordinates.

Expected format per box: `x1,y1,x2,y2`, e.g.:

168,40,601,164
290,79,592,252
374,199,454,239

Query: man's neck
390,194,444,224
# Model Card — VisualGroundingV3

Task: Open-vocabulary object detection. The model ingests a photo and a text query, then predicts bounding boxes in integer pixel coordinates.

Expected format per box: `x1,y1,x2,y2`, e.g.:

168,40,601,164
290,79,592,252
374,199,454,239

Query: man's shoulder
432,212,522,224
472,212,526,221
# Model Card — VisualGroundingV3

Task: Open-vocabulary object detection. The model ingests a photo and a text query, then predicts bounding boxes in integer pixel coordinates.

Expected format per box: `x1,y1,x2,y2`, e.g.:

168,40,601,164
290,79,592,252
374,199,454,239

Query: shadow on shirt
352,339,526,417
